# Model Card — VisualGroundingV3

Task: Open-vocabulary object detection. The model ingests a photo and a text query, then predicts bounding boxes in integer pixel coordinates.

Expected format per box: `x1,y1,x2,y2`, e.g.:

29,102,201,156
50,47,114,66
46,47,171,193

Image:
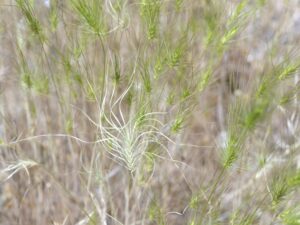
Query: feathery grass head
221,101,247,168
218,0,249,54
16,0,46,42
71,0,107,36
171,111,185,133
140,0,161,39
148,199,166,225
280,206,300,225
1,159,38,181
277,61,300,81
222,132,244,169
198,66,213,92
167,34,188,68
270,174,290,206
97,79,166,172
48,0,59,32
175,0,184,11
269,167,300,207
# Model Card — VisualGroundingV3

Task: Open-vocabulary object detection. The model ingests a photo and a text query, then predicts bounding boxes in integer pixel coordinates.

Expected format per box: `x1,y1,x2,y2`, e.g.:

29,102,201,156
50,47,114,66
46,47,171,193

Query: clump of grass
2,0,300,224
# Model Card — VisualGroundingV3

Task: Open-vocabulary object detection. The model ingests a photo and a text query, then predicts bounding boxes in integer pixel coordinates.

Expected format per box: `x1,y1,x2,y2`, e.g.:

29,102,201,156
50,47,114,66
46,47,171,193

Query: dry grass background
0,0,300,224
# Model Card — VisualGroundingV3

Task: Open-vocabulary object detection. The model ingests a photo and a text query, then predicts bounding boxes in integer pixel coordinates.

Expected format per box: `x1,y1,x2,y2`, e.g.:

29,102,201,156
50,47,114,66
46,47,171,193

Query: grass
0,0,300,224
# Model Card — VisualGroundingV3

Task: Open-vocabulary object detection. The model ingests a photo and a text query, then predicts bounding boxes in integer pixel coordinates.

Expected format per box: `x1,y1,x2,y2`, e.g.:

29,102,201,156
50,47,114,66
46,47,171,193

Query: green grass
0,0,299,224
